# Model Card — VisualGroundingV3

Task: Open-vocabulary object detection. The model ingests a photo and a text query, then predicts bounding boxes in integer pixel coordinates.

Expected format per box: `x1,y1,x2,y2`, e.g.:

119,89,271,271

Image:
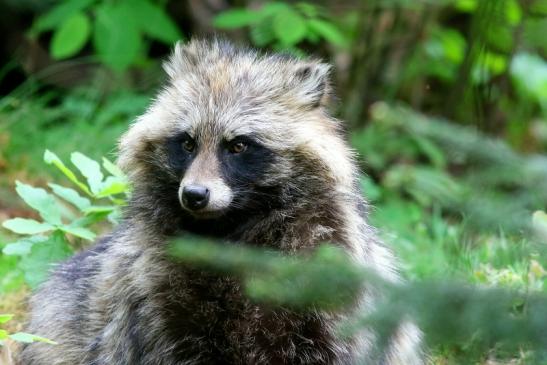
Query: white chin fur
178,179,233,215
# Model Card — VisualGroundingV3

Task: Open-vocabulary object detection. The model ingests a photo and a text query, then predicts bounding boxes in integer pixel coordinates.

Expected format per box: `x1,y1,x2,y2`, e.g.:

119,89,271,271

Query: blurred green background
0,0,546,363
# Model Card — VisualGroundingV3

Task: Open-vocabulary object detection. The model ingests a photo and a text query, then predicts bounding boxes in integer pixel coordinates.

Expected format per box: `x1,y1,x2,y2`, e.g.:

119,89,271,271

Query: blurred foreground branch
170,238,547,361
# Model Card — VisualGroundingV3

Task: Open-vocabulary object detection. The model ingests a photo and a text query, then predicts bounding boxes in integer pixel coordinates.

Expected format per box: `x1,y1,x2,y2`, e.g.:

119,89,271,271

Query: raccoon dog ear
163,41,198,79
290,62,332,108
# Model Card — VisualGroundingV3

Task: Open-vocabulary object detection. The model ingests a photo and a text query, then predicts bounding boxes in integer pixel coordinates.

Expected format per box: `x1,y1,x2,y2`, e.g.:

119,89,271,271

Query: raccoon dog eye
229,142,247,154
182,138,195,152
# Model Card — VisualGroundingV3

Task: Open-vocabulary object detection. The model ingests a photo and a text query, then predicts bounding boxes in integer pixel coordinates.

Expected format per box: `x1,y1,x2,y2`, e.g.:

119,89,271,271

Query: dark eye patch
166,132,195,173
220,135,276,184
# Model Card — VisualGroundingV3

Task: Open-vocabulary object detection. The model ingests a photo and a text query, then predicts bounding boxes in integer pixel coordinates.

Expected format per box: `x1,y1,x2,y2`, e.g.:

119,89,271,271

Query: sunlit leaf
31,0,94,34
132,0,182,43
273,8,307,46
71,152,104,195
93,3,141,71
15,181,62,225
2,218,54,235
2,236,48,256
49,183,91,211
59,225,95,241
9,332,57,345
102,157,125,178
0,314,13,324
50,11,91,59
44,150,92,196
307,19,347,47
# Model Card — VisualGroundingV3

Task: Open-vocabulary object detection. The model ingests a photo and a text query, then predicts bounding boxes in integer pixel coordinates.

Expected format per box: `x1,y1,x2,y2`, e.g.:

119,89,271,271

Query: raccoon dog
20,39,422,364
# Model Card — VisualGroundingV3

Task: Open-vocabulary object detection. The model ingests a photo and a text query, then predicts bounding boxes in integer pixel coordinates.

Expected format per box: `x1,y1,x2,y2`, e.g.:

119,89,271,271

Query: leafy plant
1,150,128,289
213,2,348,52
0,314,56,346
30,0,183,70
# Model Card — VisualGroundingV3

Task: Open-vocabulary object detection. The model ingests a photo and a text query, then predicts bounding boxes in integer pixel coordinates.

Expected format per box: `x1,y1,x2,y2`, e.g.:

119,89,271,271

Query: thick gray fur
19,39,422,365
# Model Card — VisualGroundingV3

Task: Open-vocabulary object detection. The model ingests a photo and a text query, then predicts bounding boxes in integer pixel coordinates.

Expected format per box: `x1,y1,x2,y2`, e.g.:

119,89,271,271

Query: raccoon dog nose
182,185,210,210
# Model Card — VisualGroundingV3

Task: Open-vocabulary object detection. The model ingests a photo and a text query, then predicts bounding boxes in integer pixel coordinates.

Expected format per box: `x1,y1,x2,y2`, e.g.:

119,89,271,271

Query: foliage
29,0,182,70
170,238,547,363
1,151,128,289
0,313,56,346
214,2,348,53
0,0,546,363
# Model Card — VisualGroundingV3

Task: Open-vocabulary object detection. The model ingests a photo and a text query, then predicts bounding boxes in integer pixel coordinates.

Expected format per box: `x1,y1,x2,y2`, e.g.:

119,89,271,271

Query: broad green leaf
0,329,7,340
96,177,128,198
307,19,348,47
132,0,182,43
59,225,95,241
0,314,13,324
93,3,141,71
3,239,35,256
102,157,125,178
31,0,94,34
49,183,91,211
213,9,258,29
15,182,62,225
44,150,92,196
9,332,57,345
71,211,112,227
2,218,54,235
273,8,307,46
71,152,104,195
19,232,72,289
50,12,91,59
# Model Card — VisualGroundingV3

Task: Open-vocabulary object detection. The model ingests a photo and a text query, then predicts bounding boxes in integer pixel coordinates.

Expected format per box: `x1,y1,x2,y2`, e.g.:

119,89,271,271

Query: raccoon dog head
119,39,354,231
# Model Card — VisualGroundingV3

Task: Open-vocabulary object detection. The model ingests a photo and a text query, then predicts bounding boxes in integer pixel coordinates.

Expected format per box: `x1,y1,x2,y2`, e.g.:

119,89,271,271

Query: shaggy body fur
20,39,421,364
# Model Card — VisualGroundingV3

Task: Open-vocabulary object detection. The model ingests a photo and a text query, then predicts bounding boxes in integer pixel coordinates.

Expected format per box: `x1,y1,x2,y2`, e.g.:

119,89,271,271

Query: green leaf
2,236,48,256
70,152,104,195
307,19,347,47
50,11,91,59
96,177,128,198
93,3,141,71
31,0,95,35
44,150,92,196
9,332,57,345
213,9,258,29
49,183,91,211
132,0,182,43
59,225,95,241
273,8,307,46
19,232,72,289
0,314,13,324
2,218,54,235
102,157,125,178
82,205,116,214
250,17,275,47
15,181,62,225
0,329,7,340
71,211,111,227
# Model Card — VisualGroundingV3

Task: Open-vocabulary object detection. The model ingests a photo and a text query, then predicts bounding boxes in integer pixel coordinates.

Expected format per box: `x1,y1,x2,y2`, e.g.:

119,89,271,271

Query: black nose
182,185,210,210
